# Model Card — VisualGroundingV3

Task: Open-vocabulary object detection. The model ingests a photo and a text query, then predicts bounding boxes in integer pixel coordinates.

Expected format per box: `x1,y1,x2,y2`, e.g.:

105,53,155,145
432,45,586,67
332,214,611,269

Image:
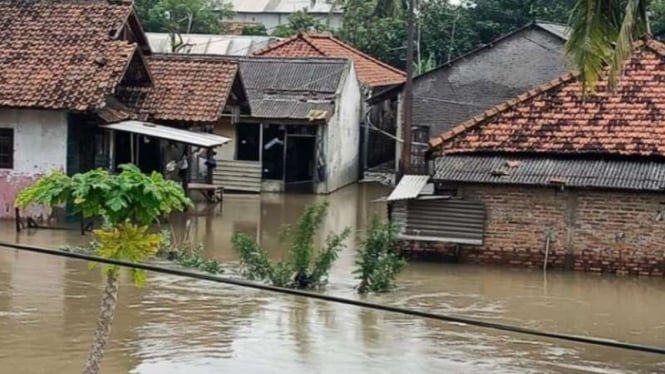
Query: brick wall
399,184,665,276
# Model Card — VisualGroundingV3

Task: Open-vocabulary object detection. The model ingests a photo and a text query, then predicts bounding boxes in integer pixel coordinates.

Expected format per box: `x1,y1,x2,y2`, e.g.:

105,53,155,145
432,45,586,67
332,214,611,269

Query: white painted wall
232,12,343,31
0,108,68,217
316,62,361,193
213,118,236,161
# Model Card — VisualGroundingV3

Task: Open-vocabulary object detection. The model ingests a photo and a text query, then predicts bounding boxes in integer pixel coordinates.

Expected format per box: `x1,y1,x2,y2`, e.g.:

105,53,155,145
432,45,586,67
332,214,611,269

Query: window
0,129,13,169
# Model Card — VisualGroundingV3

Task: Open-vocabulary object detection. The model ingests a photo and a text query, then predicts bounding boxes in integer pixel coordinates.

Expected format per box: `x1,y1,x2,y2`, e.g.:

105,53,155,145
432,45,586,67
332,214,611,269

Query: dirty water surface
0,183,664,373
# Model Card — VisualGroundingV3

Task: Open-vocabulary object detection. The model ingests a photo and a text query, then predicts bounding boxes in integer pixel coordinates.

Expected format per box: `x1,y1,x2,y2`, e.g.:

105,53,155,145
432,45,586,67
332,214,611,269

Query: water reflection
1,183,665,373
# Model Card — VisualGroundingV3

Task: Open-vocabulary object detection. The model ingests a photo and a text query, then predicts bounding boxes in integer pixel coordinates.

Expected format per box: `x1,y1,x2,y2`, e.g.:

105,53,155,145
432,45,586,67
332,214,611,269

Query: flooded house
0,1,151,218
118,53,249,198
213,57,361,194
0,0,245,218
254,33,406,172
393,39,665,277
369,21,570,173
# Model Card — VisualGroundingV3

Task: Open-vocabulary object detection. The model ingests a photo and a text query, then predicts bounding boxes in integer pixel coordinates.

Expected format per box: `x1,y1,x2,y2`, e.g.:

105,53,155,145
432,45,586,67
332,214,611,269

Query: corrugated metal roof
226,0,341,14
146,33,279,56
535,21,569,40
388,175,430,201
239,58,348,120
434,155,665,191
102,121,231,148
240,58,346,93
249,95,334,119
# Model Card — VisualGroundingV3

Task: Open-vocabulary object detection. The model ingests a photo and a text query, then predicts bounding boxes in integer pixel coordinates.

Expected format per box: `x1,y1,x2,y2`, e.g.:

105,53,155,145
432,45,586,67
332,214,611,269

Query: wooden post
206,147,214,185
130,133,135,164
15,208,21,233
400,0,416,179
108,130,115,171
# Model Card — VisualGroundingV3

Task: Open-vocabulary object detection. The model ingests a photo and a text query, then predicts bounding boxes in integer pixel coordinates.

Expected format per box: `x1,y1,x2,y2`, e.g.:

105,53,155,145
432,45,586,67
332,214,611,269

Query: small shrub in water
232,202,350,289
354,217,406,294
158,229,224,275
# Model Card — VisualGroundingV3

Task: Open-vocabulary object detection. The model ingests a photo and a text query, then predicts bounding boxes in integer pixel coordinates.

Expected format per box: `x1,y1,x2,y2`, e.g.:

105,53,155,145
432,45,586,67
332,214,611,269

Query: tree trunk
83,273,119,374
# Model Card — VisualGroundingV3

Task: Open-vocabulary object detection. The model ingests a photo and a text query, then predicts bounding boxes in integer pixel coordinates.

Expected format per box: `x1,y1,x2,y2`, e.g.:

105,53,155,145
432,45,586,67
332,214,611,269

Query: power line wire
1,241,664,356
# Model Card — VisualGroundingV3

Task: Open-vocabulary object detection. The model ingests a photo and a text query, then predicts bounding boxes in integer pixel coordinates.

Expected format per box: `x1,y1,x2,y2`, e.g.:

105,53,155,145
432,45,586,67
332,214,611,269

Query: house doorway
262,125,285,180
137,135,161,173
237,123,260,161
285,135,315,192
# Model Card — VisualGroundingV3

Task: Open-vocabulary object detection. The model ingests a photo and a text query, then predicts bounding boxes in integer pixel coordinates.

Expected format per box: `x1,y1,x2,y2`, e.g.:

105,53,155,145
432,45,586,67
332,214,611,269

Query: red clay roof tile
430,40,665,157
254,33,405,87
126,55,239,123
0,1,137,111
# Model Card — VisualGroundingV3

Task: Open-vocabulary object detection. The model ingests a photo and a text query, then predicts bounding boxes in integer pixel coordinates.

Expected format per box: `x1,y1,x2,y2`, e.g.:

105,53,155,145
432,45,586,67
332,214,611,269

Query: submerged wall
0,108,68,218
399,184,665,277
317,63,361,194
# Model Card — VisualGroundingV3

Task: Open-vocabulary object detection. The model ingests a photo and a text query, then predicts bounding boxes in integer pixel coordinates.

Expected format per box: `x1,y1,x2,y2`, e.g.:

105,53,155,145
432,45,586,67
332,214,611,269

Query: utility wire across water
1,241,664,356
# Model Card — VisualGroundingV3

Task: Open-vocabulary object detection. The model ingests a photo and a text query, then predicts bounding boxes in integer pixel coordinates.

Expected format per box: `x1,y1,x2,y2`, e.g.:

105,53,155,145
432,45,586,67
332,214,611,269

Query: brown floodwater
1,183,665,373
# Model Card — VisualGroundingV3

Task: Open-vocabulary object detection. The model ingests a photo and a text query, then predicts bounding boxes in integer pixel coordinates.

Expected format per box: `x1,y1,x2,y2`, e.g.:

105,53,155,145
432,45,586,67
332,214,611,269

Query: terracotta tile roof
430,39,665,158
0,1,137,111
254,33,405,87
127,54,239,122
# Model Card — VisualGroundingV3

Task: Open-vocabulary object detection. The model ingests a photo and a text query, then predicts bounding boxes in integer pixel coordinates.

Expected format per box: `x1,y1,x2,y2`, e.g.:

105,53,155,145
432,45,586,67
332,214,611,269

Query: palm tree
15,165,190,374
565,0,650,93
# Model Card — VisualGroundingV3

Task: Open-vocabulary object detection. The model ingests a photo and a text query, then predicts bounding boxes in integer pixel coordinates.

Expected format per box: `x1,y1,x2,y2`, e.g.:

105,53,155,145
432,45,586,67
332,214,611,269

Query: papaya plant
15,164,191,374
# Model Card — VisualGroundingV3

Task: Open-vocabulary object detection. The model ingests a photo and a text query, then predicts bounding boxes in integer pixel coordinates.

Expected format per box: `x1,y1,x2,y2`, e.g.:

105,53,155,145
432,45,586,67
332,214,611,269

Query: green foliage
157,229,224,274
565,0,649,94
16,164,191,226
242,23,269,36
90,223,160,286
272,9,328,37
354,217,405,294
16,165,191,285
136,0,233,34
336,0,407,69
232,203,351,289
337,0,579,71
415,53,438,75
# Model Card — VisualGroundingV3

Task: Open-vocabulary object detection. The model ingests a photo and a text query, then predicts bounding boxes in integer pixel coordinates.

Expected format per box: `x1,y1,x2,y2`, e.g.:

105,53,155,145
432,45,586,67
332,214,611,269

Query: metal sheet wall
402,199,485,245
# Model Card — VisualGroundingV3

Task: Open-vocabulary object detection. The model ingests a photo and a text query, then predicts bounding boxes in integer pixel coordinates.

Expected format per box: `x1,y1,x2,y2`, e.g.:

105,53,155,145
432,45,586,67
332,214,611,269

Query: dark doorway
237,123,260,161
285,136,315,191
114,132,131,169
137,135,161,173
262,125,285,180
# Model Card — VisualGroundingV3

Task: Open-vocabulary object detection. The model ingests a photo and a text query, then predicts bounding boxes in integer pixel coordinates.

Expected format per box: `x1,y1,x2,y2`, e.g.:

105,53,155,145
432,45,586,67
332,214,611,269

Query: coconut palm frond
565,0,619,94
609,0,648,90
566,0,650,94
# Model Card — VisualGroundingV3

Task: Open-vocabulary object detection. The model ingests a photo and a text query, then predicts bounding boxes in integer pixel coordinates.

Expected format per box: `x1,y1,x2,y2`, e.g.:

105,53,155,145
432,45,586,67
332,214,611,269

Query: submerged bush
157,229,224,275
354,217,406,294
232,202,351,289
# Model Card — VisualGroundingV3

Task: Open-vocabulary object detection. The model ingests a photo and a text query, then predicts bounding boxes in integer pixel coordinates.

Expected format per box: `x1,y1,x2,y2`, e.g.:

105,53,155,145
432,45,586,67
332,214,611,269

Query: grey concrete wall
413,28,569,136
394,27,569,168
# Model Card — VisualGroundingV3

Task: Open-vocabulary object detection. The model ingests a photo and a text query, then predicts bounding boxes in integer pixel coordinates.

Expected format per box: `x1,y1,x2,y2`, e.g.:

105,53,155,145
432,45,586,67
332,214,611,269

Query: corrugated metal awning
388,175,430,201
101,121,230,148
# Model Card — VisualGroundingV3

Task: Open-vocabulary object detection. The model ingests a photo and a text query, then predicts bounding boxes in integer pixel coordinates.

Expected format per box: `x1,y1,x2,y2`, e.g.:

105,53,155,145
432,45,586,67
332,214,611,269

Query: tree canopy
272,9,328,37
133,0,665,76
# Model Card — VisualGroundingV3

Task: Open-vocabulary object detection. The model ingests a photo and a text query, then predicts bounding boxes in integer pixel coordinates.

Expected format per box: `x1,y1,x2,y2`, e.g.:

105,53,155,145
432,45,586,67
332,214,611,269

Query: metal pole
401,0,415,177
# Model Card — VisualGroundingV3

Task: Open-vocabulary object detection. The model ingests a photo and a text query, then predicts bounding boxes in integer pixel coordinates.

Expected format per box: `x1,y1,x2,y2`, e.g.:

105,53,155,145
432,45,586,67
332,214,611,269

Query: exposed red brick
254,33,405,87
399,184,665,277
0,1,137,111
